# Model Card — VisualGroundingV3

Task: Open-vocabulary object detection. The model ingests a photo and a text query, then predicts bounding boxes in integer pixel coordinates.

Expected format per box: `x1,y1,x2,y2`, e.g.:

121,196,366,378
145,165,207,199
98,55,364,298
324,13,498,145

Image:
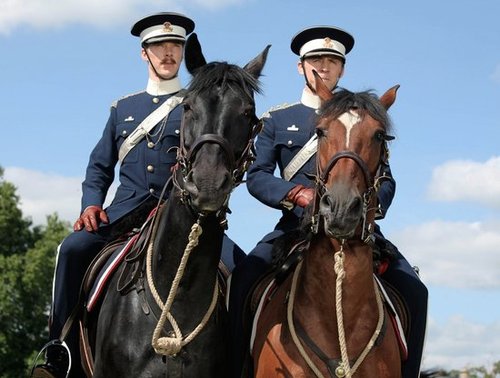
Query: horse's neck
151,193,224,293
299,235,376,311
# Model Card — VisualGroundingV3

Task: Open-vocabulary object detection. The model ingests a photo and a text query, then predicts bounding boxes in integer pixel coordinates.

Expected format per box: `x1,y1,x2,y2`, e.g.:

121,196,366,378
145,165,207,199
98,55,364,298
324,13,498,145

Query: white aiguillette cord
118,94,184,163
283,134,318,181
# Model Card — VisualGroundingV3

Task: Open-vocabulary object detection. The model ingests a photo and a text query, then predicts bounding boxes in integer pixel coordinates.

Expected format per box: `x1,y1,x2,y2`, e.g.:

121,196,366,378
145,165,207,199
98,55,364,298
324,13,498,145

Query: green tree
0,167,70,377
0,167,37,257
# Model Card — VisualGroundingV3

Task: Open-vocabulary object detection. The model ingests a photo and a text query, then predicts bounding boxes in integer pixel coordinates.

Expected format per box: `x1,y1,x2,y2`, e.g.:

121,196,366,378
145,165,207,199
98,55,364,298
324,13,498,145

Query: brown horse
251,74,401,377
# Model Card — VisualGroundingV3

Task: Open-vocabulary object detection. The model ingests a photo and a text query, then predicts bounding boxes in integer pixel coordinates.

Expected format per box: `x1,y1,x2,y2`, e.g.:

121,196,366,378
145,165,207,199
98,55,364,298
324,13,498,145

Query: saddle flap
86,233,140,312
374,275,409,360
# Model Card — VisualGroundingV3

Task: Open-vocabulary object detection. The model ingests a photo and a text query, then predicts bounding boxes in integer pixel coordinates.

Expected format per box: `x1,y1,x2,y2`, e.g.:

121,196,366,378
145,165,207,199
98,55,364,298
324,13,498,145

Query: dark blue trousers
51,228,113,377
228,238,275,378
382,249,428,377
50,227,243,378
229,236,427,378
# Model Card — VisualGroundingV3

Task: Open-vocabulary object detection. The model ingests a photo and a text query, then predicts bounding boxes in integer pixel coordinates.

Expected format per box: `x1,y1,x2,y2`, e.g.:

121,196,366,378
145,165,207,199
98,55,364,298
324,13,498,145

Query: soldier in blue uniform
32,12,243,378
229,26,428,377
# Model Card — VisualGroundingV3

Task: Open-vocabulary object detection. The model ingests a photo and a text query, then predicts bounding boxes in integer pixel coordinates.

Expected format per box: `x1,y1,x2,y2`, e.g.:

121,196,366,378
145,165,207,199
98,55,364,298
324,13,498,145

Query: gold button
175,129,180,135
147,165,154,173
152,97,159,104
121,130,127,136
149,188,155,194
287,140,293,146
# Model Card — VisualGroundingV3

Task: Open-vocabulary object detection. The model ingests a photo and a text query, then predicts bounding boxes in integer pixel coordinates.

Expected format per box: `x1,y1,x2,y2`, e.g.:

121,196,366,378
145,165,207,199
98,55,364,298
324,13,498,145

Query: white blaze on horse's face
337,110,362,148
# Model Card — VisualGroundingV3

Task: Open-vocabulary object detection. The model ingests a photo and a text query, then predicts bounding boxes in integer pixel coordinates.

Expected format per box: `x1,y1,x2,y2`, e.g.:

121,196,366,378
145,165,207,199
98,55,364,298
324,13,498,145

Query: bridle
310,120,394,245
173,108,263,226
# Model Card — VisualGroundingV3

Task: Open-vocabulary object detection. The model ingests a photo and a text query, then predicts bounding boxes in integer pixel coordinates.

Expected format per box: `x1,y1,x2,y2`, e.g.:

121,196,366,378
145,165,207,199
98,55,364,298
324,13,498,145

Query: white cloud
427,156,500,208
391,219,500,289
422,316,500,372
3,166,116,226
0,0,246,34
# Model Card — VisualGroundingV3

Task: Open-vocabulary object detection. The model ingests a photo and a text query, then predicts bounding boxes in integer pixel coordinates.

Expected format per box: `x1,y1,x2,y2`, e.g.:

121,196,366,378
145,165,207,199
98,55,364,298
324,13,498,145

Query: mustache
160,58,177,65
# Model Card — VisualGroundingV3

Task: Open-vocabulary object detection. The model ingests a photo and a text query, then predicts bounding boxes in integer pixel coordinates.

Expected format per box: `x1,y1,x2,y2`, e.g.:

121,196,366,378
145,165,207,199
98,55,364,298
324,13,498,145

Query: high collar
146,77,182,96
300,88,322,109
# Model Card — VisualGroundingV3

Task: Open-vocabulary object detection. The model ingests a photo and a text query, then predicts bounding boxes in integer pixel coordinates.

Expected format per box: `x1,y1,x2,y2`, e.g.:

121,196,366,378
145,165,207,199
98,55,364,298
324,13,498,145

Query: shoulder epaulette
261,101,299,118
110,90,145,109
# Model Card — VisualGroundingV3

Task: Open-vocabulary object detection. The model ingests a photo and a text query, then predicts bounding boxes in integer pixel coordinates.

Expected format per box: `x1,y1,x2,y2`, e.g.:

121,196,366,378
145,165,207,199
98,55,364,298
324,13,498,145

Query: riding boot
31,341,70,378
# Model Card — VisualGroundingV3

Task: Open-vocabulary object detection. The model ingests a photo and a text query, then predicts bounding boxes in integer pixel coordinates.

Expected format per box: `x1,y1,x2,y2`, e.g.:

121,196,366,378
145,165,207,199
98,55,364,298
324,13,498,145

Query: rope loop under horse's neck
146,215,219,356
333,242,351,377
287,241,385,378
333,241,385,377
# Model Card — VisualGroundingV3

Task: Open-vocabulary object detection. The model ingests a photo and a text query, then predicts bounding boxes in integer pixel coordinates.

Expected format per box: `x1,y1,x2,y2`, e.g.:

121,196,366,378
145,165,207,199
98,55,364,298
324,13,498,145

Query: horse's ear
379,85,400,110
243,45,271,79
312,70,334,102
185,33,207,75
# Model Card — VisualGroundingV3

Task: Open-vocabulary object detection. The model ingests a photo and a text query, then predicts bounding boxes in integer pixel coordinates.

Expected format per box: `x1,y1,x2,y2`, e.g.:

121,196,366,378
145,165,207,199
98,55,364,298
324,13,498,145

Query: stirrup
30,340,72,378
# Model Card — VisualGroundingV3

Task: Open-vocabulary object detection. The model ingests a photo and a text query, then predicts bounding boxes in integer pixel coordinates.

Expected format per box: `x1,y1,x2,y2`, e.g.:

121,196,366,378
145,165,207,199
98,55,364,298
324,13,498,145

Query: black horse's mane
317,88,393,134
187,61,262,99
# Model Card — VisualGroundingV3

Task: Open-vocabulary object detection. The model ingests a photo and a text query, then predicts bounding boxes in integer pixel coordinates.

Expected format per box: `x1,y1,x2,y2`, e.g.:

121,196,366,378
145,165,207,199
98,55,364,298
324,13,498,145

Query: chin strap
143,46,178,81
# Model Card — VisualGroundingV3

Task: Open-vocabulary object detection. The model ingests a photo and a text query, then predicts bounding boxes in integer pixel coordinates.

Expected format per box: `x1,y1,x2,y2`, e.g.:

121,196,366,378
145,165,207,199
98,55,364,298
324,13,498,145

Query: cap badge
323,37,334,48
163,22,173,32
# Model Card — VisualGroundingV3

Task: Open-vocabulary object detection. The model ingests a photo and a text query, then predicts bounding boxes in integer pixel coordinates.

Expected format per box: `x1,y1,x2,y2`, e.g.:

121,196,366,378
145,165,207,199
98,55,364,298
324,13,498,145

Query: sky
1,0,499,372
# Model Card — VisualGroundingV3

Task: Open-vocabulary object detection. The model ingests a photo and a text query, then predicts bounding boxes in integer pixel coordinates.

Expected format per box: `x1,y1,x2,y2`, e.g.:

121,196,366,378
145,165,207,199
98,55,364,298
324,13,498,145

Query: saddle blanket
86,233,140,312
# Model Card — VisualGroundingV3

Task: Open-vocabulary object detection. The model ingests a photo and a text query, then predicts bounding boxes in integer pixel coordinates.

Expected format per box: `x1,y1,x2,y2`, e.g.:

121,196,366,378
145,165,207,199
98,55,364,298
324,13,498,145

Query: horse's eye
243,107,255,118
183,103,191,112
316,128,326,138
374,131,386,142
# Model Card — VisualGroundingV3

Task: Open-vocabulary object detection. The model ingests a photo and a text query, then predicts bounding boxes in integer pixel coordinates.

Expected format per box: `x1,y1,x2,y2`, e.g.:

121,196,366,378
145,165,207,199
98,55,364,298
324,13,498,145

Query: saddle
78,209,158,376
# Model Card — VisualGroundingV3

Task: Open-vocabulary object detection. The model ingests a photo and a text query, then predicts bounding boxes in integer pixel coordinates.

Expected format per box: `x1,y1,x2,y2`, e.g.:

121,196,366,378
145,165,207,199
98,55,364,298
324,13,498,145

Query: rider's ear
297,60,304,75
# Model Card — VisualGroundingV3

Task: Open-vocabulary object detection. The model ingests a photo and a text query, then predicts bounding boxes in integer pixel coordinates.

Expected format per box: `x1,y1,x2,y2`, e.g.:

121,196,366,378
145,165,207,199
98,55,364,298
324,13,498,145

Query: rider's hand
73,205,109,232
286,185,315,208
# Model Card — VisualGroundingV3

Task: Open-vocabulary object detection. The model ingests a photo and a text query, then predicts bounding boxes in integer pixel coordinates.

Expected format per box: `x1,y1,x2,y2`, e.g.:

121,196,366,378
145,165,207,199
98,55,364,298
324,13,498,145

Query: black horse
85,35,269,377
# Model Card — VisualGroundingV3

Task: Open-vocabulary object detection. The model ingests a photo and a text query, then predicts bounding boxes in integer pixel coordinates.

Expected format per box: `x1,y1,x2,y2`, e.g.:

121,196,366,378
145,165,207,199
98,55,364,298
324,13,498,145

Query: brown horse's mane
317,88,394,135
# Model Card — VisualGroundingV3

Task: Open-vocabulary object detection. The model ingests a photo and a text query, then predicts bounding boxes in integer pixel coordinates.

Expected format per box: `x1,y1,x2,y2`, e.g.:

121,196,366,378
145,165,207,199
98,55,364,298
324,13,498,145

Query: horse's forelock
187,62,262,99
318,89,393,134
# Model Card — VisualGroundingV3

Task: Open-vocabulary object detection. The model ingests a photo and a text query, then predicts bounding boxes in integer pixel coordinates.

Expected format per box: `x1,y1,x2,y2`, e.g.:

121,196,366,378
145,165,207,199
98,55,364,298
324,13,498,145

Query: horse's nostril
320,193,333,211
348,196,362,214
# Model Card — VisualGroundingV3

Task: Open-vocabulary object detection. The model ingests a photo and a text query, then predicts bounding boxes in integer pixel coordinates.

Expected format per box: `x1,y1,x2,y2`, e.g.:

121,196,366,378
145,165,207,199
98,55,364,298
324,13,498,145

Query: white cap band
299,38,346,58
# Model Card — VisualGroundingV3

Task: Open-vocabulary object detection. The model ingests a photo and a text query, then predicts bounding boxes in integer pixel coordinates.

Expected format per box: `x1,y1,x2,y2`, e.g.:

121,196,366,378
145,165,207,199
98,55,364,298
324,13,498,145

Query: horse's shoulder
261,101,300,118
111,90,146,109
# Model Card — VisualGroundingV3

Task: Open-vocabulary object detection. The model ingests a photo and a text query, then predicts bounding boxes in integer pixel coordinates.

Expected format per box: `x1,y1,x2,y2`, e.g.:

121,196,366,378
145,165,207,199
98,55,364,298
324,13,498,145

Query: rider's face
299,55,345,91
142,41,184,81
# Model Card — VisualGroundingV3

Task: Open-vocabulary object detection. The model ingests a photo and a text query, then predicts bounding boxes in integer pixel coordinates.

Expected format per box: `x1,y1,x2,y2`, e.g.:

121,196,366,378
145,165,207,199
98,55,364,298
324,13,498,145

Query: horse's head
175,34,270,217
311,71,398,241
